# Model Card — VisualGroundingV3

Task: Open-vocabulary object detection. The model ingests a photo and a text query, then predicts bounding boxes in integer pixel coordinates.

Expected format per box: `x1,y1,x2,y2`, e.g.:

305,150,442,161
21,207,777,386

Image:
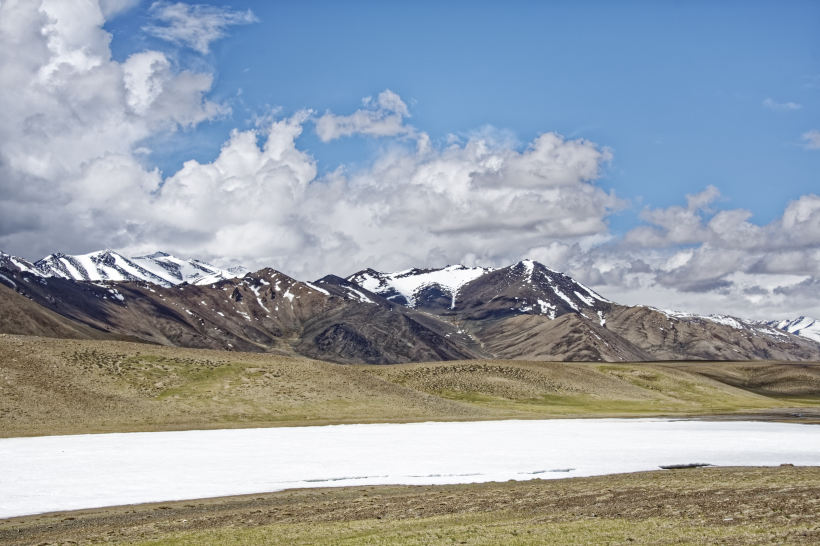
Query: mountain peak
17,249,248,288
133,251,172,259
767,316,820,343
347,263,495,308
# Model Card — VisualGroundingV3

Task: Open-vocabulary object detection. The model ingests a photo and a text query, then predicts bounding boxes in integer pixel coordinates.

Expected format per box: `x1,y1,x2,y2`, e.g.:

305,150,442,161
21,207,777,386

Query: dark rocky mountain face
450,261,612,322
293,275,485,364
2,253,819,364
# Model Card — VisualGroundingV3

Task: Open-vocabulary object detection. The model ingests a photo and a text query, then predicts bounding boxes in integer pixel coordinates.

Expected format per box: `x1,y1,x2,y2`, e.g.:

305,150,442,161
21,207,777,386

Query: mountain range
1,249,819,364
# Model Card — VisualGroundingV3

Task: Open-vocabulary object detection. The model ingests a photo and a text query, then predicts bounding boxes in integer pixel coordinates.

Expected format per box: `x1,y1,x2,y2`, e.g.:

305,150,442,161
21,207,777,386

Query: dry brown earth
2,466,819,545
474,313,655,362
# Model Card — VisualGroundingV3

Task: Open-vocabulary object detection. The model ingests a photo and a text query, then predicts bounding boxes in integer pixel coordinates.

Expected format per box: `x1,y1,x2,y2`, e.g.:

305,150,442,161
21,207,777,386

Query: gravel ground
1,466,819,545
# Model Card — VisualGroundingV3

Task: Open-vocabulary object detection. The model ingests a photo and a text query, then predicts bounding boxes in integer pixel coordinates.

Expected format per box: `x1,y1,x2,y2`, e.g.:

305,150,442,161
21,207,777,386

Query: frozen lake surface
2,418,819,518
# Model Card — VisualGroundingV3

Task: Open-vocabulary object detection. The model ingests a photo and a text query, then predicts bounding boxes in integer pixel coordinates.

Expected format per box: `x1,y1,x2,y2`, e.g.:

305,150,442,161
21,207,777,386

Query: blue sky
1,0,819,319
105,0,820,234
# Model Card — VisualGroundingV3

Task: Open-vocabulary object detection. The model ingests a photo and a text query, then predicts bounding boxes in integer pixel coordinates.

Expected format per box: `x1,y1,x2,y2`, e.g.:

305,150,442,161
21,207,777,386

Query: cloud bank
0,0,819,321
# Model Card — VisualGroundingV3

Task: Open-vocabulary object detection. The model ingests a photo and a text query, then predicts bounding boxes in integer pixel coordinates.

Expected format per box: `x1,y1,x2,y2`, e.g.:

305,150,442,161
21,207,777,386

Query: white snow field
2,419,819,519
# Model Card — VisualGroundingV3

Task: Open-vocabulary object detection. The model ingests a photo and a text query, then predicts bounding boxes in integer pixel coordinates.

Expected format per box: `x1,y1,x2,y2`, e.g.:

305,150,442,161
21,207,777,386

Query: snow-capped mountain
11,249,248,288
130,252,250,286
767,317,820,344
348,260,611,322
347,265,495,308
452,259,613,321
0,251,39,276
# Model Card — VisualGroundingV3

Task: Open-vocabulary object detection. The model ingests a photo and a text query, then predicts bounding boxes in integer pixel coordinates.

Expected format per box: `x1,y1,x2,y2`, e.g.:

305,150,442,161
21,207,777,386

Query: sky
0,0,818,320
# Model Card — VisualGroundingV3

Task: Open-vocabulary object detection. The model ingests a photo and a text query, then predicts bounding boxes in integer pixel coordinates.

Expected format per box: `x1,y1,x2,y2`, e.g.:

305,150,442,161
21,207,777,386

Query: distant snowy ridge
346,259,612,318
652,307,820,344
657,308,749,330
1,249,248,288
347,264,496,308
129,251,250,286
766,317,820,344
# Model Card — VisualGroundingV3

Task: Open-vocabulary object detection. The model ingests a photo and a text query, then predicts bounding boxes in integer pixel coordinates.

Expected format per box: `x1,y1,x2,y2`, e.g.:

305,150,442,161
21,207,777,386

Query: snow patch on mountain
20,250,247,287
130,252,249,286
0,272,16,289
552,286,579,311
33,250,170,285
537,299,556,319
575,281,613,304
304,282,330,296
651,307,816,343
0,251,40,276
348,265,495,308
767,317,820,344
705,314,745,330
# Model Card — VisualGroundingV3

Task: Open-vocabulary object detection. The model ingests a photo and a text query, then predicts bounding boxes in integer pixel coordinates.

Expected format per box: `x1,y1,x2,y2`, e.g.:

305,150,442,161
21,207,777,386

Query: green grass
424,362,796,417
435,389,779,417
130,512,802,546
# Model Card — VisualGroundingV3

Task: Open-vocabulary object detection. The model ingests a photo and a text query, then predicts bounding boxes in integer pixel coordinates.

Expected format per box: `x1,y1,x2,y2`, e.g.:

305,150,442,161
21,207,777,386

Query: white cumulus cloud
315,90,414,142
136,111,620,279
554,191,820,319
0,0,227,256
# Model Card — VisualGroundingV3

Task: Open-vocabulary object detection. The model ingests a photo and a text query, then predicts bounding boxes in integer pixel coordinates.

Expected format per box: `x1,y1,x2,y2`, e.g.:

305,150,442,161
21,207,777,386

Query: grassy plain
2,334,820,437
360,360,820,417
2,466,818,545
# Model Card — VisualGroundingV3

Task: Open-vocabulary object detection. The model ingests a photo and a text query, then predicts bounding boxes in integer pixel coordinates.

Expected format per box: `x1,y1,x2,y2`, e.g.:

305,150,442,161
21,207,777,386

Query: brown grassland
2,334,820,437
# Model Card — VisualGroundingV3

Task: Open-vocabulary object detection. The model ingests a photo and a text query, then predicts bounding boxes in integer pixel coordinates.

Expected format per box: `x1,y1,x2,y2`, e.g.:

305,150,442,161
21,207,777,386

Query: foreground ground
1,466,818,545
2,334,820,437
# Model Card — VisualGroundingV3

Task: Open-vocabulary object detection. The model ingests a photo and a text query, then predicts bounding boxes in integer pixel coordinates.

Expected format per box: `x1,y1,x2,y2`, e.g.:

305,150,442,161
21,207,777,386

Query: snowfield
2,419,819,519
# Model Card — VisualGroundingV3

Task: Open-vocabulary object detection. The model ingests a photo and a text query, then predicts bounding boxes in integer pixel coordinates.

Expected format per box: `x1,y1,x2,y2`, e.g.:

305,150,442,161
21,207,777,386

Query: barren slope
475,313,653,362
0,283,120,341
